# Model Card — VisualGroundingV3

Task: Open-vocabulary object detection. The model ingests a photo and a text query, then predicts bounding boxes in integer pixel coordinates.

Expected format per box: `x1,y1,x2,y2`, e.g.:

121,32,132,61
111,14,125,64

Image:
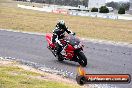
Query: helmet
58,20,65,27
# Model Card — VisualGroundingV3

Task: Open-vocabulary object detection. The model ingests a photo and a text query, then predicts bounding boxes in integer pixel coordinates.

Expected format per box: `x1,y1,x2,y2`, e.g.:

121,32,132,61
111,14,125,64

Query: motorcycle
45,33,87,67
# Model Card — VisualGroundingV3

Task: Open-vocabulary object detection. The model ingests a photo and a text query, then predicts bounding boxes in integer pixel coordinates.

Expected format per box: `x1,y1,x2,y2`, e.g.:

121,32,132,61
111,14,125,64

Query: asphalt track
0,30,132,88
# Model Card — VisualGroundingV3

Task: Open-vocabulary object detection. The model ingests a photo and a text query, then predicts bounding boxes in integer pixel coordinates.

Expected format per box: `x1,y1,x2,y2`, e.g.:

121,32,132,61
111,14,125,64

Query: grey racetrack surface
0,30,132,88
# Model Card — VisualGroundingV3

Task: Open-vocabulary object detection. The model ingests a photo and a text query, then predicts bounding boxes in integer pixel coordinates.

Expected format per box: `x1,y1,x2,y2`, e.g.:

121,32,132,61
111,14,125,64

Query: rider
52,20,74,57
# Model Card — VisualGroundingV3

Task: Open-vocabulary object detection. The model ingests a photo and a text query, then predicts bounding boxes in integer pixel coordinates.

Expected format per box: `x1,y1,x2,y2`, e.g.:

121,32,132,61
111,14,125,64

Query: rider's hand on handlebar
70,32,76,36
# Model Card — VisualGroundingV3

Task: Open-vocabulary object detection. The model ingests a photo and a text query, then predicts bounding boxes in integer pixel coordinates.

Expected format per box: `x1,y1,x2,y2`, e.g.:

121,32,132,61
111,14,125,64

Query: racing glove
70,32,76,36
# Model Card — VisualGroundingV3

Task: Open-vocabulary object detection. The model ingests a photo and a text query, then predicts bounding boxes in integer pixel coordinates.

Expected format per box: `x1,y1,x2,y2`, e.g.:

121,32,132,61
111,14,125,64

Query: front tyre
77,52,87,67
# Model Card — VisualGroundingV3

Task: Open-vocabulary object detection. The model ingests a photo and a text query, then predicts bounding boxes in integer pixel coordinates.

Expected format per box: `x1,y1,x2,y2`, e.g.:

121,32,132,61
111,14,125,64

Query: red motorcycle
45,33,87,67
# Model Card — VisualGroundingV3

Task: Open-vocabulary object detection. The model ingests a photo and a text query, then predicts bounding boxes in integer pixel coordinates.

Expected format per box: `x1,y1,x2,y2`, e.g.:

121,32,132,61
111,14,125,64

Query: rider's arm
65,26,75,35
65,26,72,34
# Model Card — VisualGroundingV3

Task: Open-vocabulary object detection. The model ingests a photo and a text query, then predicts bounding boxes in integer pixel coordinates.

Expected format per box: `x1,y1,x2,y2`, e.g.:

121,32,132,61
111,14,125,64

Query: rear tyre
57,54,64,61
77,52,87,67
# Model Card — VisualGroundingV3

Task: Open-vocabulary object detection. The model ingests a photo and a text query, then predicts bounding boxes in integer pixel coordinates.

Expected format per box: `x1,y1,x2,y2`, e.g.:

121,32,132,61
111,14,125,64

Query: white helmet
58,20,65,26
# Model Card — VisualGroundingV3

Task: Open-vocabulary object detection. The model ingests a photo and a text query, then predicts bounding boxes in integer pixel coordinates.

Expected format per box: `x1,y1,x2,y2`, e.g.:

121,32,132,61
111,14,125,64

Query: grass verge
0,59,81,88
0,0,132,43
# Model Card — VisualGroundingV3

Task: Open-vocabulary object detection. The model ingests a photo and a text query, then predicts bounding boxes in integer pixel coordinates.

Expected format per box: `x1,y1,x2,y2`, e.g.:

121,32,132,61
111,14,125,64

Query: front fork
73,48,83,62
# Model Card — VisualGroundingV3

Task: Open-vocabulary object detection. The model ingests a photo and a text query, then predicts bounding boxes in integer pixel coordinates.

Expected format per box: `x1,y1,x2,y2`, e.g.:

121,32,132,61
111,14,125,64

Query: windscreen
64,34,80,46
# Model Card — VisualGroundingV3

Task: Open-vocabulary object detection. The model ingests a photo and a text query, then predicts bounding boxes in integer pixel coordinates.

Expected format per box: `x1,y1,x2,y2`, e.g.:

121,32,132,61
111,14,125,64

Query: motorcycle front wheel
77,52,87,67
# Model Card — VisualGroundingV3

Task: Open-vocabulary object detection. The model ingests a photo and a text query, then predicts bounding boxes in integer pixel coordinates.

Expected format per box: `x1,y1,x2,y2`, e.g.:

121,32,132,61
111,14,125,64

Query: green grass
0,66,41,76
0,65,80,88
0,0,132,43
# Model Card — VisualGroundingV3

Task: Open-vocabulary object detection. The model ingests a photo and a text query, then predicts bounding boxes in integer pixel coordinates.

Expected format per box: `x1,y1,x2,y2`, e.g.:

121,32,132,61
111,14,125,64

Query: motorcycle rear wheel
57,54,64,61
